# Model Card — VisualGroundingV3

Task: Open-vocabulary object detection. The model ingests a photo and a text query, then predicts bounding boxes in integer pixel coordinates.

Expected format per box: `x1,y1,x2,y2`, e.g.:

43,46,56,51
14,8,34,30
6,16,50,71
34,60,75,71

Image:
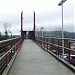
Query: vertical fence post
38,37,39,45
49,38,50,51
58,39,59,57
5,42,8,66
47,38,48,50
10,41,13,59
38,37,39,44
41,37,42,46
44,38,45,48
42,37,43,47
68,41,71,63
51,38,53,52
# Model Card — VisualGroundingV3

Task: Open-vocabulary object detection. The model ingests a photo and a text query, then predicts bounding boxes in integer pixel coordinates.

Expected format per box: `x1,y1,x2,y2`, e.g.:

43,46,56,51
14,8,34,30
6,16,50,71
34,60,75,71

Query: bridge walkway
8,39,75,75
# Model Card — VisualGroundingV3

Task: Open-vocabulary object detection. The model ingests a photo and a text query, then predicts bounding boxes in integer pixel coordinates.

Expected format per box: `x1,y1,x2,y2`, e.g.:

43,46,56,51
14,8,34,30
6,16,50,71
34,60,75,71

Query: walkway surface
8,40,75,75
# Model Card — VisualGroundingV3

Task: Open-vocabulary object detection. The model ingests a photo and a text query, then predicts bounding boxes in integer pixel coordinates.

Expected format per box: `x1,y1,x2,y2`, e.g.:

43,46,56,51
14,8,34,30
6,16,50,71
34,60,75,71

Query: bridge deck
8,40,75,75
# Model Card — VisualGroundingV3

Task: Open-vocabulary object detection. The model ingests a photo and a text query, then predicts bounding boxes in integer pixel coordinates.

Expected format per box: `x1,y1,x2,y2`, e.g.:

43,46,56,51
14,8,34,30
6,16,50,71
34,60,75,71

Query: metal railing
35,37,75,66
0,37,23,75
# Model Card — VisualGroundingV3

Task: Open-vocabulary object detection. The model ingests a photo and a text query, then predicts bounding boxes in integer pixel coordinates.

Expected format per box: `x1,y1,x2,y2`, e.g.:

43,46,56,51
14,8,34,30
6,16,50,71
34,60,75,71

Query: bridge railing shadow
0,37,23,75
35,37,75,67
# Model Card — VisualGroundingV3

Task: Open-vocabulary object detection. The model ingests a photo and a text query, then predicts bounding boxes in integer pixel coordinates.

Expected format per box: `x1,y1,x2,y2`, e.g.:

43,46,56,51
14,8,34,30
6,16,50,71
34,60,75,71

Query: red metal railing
0,37,23,75
35,37,75,66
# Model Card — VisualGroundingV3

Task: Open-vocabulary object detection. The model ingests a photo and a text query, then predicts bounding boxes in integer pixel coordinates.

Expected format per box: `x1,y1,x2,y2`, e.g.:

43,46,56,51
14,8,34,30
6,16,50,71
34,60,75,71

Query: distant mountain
36,31,75,38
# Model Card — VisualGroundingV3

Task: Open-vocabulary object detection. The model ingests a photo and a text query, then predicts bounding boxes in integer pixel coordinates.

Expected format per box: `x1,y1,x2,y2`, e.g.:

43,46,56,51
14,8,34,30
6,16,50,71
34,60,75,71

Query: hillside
36,31,75,38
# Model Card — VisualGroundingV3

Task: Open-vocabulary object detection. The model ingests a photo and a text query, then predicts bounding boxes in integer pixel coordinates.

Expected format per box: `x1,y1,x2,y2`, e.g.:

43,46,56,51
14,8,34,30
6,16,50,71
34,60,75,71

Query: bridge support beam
21,11,23,37
33,11,35,40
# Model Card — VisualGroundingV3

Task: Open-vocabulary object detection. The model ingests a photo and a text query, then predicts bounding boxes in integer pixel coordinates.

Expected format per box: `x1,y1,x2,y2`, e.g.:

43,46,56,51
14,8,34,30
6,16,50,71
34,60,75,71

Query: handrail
35,37,75,67
43,40,75,52
0,37,21,44
0,38,23,60
0,37,23,75
39,36,75,40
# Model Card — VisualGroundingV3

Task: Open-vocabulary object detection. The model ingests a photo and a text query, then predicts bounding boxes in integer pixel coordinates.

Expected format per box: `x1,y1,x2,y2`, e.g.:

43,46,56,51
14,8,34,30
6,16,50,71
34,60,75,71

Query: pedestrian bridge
1,38,75,75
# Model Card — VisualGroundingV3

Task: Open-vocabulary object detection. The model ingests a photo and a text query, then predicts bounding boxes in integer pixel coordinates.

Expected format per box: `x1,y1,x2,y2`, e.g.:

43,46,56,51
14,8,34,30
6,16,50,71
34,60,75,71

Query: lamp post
41,27,44,47
41,27,44,38
58,0,67,58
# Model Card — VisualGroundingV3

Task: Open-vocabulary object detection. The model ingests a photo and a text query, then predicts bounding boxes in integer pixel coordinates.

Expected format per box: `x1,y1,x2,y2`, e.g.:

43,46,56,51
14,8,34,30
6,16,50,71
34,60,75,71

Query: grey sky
0,0,74,35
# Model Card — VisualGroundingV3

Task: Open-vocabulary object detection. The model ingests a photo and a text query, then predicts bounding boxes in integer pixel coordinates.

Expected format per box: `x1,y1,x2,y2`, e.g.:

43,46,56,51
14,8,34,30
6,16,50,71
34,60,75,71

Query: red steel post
68,41,71,63
58,40,59,56
47,38,48,50
21,11,23,37
5,42,8,66
33,11,35,39
44,38,45,48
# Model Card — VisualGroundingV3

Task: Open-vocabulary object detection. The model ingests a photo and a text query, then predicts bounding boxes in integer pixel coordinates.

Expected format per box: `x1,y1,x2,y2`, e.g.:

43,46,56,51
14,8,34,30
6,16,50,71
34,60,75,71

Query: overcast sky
0,0,74,35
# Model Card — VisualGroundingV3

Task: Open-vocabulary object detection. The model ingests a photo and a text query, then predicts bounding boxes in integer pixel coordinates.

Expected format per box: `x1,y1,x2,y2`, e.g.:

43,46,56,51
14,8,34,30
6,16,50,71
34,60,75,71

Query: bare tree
3,22,11,39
